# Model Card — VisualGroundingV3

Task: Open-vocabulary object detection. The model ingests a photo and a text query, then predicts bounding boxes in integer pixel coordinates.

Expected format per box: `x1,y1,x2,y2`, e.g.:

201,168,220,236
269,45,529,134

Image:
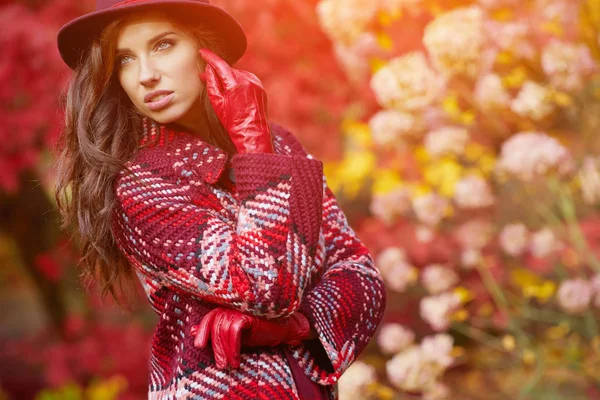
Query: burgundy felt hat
57,0,247,70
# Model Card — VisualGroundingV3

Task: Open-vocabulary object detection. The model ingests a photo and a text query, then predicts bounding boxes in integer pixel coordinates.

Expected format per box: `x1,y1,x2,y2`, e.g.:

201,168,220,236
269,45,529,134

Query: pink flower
412,193,449,227
316,0,380,45
484,20,536,59
423,5,484,77
424,127,470,158
376,247,418,292
529,227,562,258
421,264,460,294
334,32,389,83
338,360,377,400
420,292,461,331
510,81,555,121
368,109,422,147
424,382,451,400
385,333,454,392
370,52,443,111
496,132,575,181
460,249,482,269
557,278,592,314
455,219,493,250
378,323,416,354
474,73,511,110
579,156,600,205
541,40,596,92
370,187,412,225
420,333,454,368
453,175,495,209
499,223,529,257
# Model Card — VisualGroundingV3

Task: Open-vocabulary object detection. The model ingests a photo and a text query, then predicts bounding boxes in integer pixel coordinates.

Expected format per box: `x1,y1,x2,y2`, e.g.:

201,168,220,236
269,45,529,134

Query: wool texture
111,117,387,399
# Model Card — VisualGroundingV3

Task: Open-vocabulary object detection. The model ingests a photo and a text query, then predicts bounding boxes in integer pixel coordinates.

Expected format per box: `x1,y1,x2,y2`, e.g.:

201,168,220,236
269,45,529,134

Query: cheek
177,59,204,97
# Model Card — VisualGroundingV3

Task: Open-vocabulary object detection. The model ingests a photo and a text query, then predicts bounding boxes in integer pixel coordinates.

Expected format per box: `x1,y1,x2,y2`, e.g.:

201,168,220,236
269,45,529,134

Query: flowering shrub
317,0,600,397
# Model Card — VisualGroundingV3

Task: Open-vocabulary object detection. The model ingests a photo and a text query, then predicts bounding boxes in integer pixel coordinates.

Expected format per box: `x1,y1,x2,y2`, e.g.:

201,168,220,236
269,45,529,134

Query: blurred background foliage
2,0,600,399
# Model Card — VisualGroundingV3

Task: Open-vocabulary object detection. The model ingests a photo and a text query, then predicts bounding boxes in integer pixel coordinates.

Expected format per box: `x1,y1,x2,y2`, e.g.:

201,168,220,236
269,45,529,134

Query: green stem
451,323,510,355
476,259,533,347
518,353,546,399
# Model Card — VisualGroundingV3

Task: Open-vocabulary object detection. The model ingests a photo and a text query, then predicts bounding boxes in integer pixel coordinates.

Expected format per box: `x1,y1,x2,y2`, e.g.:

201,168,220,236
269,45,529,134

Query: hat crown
96,0,209,11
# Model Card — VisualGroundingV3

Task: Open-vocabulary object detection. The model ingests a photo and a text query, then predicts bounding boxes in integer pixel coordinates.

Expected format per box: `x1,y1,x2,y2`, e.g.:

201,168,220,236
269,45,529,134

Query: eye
156,39,173,51
119,55,133,66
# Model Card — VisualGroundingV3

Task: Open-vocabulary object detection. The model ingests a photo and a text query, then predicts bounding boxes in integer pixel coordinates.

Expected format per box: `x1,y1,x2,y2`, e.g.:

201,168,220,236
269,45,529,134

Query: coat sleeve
112,145,324,319
272,124,387,386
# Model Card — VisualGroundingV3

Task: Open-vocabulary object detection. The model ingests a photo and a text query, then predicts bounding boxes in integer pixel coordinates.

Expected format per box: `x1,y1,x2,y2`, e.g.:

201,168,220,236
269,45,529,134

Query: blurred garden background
2,0,600,398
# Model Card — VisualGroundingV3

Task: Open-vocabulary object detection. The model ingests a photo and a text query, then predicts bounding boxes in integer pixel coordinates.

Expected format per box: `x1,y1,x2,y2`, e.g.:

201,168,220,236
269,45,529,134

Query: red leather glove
190,308,311,369
198,48,274,154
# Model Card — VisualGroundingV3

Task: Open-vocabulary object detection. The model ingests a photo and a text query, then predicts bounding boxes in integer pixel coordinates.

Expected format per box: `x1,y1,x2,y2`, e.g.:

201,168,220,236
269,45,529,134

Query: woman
54,0,387,399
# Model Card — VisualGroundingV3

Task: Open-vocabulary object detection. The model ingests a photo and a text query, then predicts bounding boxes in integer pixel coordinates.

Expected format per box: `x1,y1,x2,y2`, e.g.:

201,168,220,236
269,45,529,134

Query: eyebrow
116,31,177,55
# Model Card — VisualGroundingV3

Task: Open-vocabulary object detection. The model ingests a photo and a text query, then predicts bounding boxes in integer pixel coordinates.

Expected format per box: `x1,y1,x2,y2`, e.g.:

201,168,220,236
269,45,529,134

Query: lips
144,90,174,103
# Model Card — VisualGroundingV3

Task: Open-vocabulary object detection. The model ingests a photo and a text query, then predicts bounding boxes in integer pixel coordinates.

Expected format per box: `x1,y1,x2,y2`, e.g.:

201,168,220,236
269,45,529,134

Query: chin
144,106,188,124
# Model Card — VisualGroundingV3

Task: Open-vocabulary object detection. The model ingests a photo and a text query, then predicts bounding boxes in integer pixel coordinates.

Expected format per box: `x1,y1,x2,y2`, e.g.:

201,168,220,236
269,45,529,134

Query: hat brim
57,0,247,70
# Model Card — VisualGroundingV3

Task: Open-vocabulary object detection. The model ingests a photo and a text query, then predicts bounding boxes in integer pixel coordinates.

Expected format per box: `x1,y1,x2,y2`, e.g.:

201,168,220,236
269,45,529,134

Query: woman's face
115,12,208,132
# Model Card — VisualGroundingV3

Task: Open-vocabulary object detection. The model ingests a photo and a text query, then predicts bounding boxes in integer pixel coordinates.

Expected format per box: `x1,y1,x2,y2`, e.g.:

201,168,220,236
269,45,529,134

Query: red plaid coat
111,117,387,399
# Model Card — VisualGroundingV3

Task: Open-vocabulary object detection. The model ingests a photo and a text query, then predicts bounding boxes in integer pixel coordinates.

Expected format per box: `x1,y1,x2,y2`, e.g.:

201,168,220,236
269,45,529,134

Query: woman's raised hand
198,48,274,154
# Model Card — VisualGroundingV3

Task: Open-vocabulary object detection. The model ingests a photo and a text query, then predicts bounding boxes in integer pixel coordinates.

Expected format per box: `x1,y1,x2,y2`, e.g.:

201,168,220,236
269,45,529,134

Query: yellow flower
370,57,388,74
522,349,536,365
546,321,570,340
453,286,474,303
372,168,403,195
423,158,463,197
342,119,373,148
85,376,128,400
452,308,469,322
502,66,528,88
375,32,394,50
502,335,516,351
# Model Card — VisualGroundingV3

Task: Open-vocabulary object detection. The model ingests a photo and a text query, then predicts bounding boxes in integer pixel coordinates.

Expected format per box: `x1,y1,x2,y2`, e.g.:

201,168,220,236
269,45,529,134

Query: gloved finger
220,313,239,369
212,312,230,369
195,309,218,348
235,69,264,90
229,318,246,369
199,48,237,91
203,64,225,95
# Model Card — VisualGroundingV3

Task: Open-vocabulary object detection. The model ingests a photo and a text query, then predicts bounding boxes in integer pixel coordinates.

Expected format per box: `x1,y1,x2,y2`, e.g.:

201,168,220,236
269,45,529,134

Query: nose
139,57,160,87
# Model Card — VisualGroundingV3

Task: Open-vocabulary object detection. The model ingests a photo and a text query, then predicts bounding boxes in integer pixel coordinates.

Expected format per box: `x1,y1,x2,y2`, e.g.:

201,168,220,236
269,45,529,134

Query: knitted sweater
111,117,387,399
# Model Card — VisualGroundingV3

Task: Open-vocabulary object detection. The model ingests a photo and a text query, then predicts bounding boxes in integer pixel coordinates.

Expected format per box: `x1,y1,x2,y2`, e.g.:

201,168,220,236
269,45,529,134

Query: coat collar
138,117,230,185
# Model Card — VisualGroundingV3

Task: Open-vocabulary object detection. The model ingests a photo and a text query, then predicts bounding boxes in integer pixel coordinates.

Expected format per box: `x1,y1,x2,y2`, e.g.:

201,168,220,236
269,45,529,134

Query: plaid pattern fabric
111,118,387,399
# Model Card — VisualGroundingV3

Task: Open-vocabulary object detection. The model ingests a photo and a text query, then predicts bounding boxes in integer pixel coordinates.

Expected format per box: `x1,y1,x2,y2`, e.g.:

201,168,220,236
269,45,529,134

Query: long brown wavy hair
53,8,237,311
